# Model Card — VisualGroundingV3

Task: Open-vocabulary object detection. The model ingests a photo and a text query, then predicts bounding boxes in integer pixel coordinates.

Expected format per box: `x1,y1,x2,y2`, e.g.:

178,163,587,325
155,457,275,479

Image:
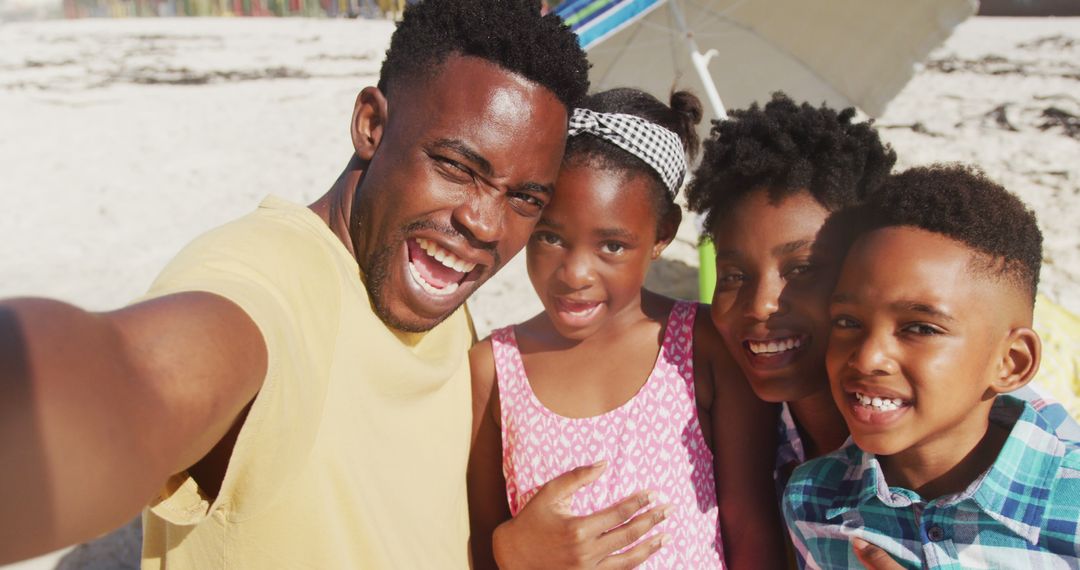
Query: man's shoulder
188,197,336,258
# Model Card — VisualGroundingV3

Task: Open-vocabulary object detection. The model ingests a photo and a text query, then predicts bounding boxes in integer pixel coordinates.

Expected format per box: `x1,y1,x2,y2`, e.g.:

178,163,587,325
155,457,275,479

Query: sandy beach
1,13,1078,570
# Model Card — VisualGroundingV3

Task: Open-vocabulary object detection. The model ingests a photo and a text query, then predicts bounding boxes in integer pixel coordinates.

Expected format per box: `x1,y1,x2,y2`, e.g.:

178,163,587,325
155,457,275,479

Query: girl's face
527,162,671,340
708,188,837,404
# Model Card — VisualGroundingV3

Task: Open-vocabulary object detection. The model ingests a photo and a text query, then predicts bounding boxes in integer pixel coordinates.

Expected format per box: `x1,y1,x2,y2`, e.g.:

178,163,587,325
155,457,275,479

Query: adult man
0,1,665,567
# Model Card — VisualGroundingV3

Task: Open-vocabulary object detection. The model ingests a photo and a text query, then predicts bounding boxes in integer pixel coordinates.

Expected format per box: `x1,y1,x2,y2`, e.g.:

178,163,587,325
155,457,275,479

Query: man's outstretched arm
0,292,266,564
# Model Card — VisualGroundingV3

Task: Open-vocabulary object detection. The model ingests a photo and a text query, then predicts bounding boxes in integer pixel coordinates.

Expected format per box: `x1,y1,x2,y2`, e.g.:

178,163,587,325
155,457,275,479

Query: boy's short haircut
853,164,1043,303
377,0,590,109
686,92,896,233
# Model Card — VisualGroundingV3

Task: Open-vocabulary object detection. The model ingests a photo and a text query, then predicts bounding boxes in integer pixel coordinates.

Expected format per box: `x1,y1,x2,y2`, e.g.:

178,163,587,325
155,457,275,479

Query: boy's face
826,226,1005,459
527,164,664,340
354,55,567,332
709,188,837,403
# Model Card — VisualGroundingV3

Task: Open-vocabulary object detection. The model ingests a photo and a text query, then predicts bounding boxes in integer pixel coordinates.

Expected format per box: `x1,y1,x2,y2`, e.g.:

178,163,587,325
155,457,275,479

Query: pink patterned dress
493,300,725,568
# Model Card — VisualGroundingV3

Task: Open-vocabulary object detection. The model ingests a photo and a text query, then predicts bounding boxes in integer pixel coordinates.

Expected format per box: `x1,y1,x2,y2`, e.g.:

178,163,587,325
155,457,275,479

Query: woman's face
709,188,837,403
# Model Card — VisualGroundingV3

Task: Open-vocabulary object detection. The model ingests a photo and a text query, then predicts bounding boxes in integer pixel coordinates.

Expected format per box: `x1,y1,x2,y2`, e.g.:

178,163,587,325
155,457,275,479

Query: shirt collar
824,396,1065,546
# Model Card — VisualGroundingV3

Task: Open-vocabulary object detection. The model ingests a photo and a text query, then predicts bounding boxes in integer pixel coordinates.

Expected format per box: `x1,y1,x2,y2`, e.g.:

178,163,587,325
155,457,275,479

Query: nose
452,190,504,246
743,274,785,322
846,329,899,377
556,248,596,290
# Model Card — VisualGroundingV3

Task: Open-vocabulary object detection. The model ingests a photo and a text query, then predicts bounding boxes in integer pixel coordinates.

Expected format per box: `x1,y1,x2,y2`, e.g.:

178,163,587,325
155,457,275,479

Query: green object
698,238,716,304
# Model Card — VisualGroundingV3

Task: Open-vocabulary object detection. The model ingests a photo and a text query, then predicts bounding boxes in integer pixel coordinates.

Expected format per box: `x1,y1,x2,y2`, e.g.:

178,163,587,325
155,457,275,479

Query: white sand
0,14,1078,570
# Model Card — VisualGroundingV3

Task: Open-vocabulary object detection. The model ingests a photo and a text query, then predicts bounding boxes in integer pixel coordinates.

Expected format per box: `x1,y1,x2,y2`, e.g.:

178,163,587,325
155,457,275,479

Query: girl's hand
491,462,668,570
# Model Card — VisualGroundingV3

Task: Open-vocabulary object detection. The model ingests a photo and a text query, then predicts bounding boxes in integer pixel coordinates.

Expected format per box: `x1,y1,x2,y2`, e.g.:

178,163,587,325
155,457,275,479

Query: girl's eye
602,242,625,254
784,264,815,279
902,323,944,336
832,316,860,329
534,232,562,246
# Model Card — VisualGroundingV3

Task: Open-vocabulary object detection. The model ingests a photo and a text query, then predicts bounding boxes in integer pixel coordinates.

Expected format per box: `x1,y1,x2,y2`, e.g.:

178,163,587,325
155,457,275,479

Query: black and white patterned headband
567,107,688,199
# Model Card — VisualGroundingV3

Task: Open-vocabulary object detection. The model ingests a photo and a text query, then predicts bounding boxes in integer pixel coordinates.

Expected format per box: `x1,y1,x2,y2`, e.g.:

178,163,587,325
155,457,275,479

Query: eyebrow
431,138,492,176
893,301,957,322
537,217,561,229
714,238,814,260
831,293,958,322
431,138,552,196
596,228,638,241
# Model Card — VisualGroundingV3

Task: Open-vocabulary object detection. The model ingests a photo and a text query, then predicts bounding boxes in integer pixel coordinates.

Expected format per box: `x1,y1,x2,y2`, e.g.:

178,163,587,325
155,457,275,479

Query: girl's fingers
580,490,654,537
597,532,668,570
594,504,669,555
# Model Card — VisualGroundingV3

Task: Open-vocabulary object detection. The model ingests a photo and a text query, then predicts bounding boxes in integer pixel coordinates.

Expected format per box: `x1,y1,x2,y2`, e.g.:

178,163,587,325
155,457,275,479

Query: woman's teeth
747,337,802,355
416,237,476,273
855,392,905,412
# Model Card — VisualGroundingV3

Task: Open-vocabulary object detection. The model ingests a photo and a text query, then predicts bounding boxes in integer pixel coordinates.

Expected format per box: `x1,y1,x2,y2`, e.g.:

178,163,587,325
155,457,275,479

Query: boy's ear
989,327,1041,395
651,207,683,259
351,86,388,161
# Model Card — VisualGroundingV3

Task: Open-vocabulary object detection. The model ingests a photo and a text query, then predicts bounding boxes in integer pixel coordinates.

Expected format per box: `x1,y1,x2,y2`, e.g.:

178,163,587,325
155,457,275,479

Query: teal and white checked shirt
782,395,1080,569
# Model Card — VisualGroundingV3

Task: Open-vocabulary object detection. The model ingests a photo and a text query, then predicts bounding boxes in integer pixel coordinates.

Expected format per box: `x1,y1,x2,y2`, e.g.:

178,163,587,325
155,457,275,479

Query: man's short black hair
855,164,1043,302
686,92,896,233
377,0,590,109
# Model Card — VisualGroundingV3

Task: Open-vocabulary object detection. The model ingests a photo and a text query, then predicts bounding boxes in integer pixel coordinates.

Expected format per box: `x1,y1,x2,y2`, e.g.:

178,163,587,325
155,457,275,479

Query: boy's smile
827,226,1011,479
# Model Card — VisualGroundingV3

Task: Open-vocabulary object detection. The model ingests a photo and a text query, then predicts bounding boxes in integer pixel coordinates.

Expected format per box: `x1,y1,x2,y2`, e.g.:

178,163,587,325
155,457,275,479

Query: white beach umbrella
555,0,978,126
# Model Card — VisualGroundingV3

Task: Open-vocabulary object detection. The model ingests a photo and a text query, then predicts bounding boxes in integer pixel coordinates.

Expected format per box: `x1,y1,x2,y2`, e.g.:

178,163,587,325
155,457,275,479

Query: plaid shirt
782,396,1080,569
774,385,1080,495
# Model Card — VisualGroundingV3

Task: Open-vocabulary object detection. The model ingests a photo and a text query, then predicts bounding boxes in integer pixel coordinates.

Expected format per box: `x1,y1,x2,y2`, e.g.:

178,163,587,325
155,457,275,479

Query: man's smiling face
353,55,568,332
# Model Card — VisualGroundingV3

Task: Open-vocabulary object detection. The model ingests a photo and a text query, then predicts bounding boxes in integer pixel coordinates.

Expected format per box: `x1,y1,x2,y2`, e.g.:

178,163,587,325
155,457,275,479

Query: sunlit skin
468,163,787,570
520,163,678,415
708,188,848,457
826,226,1039,497
324,55,568,333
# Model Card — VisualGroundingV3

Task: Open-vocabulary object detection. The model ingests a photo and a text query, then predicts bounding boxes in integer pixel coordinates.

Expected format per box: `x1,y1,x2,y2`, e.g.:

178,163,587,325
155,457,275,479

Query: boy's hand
491,462,668,569
852,538,905,570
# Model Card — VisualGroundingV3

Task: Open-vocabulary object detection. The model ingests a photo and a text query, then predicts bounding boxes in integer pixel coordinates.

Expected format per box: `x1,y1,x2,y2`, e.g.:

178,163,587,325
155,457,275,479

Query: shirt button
927,525,945,542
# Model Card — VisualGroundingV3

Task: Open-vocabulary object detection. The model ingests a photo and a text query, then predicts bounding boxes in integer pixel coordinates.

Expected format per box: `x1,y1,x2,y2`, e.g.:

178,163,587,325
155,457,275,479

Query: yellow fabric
140,196,473,569
1034,293,1080,422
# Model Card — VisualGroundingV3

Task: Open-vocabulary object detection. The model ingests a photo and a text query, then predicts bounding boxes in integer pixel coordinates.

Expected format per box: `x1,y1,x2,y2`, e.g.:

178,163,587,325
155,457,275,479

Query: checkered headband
567,107,689,199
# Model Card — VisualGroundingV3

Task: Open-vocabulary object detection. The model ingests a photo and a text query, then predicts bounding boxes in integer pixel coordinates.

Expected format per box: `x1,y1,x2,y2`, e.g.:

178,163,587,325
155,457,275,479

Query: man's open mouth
406,237,476,297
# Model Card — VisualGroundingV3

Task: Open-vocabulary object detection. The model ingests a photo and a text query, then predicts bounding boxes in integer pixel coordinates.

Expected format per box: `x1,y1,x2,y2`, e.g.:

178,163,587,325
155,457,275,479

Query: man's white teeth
416,237,476,273
408,261,459,297
748,337,802,355
855,392,905,412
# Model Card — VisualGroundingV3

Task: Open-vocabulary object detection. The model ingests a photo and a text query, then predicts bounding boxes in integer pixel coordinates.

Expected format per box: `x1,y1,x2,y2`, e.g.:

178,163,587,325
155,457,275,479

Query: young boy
783,165,1080,566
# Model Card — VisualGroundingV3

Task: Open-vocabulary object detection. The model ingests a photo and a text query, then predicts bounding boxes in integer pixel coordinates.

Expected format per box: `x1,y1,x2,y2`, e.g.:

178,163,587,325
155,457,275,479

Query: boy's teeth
748,336,802,354
854,392,905,412
416,237,477,273
408,259,460,297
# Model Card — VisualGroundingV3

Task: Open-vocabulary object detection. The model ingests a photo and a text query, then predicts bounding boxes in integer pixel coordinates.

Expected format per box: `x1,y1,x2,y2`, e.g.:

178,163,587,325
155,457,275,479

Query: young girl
467,89,784,569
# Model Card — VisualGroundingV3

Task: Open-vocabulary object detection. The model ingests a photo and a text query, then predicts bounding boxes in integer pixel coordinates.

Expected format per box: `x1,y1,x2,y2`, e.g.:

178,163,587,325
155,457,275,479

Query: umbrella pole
667,0,728,121
667,1,726,302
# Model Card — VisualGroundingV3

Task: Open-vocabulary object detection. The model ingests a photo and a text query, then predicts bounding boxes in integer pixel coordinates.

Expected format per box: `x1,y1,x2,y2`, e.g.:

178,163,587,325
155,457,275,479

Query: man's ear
990,327,1041,395
351,86,388,161
651,206,682,259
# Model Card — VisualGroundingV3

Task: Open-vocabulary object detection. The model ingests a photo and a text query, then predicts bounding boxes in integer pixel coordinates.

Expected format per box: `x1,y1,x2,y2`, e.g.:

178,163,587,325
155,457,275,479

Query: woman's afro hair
377,0,590,109
686,92,896,233
859,164,1043,302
